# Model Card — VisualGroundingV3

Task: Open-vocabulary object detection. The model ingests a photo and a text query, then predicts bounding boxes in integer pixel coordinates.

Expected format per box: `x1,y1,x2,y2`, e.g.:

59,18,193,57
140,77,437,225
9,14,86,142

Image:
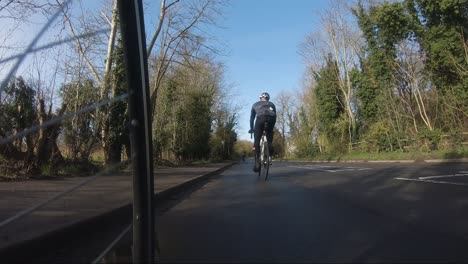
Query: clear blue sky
218,0,329,141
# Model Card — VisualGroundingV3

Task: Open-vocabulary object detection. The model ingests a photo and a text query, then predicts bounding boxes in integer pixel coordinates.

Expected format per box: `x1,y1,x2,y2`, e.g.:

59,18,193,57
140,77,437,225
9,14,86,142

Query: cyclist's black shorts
254,115,276,147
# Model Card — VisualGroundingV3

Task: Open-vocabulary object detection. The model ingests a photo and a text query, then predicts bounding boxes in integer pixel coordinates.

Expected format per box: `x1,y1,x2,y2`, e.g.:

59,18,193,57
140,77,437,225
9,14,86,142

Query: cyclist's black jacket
250,100,276,130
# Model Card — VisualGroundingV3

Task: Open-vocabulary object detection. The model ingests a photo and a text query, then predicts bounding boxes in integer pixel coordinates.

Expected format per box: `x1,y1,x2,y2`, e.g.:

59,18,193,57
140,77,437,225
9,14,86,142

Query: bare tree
301,0,362,149
0,0,57,21
394,40,434,132
57,0,120,164
0,0,62,84
146,0,227,118
276,90,296,158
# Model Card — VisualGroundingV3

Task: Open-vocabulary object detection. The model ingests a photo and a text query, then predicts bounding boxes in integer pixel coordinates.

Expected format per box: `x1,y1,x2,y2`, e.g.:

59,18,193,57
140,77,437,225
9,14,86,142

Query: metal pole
117,1,155,263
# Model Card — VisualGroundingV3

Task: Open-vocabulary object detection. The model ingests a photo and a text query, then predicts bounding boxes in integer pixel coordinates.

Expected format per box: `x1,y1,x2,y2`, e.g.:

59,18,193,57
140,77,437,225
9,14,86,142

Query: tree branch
147,0,181,55
101,0,118,99
56,0,101,84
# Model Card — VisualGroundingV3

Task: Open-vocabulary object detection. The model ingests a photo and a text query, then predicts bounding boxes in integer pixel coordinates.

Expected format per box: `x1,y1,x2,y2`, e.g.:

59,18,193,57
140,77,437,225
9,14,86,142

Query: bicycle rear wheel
260,136,269,180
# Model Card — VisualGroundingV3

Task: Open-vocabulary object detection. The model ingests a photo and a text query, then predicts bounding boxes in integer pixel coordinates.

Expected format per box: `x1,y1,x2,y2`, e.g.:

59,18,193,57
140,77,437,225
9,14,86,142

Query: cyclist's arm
250,106,256,130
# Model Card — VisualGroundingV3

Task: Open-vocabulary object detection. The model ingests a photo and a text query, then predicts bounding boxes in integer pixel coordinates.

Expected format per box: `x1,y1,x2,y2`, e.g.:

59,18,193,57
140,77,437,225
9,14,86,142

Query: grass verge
295,148,468,162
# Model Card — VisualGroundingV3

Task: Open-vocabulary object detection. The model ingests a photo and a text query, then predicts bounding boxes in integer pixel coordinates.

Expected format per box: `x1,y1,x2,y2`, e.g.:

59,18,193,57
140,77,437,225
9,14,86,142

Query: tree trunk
34,99,66,172
107,141,122,164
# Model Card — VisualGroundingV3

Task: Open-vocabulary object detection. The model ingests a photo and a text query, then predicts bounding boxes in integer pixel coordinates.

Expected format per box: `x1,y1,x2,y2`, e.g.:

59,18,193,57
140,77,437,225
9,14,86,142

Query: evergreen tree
352,1,413,129
0,76,37,160
314,54,345,136
406,0,468,129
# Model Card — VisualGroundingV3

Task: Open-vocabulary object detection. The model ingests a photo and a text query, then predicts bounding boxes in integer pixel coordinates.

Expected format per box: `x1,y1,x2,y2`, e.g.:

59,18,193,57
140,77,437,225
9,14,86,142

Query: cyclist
248,92,276,172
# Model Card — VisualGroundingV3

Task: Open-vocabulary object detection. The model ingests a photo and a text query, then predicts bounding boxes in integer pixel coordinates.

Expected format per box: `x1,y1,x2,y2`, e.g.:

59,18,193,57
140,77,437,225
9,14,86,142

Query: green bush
57,160,100,177
293,142,320,158
418,128,442,151
40,163,55,177
438,129,464,151
360,121,406,152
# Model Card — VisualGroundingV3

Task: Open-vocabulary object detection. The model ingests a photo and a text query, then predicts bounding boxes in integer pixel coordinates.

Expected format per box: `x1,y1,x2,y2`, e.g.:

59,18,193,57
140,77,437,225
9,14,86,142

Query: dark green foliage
173,91,213,161
0,76,37,161
313,54,344,134
369,1,413,50
407,0,468,30
406,0,467,115
210,111,237,161
351,68,379,125
352,1,413,129
1,76,67,177
312,54,351,153
409,0,467,131
1,77,36,137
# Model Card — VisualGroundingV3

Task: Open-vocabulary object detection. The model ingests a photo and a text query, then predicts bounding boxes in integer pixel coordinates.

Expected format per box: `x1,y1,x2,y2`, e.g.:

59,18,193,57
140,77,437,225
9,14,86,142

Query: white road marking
395,171,468,186
289,165,337,172
419,173,468,180
395,177,468,187
334,167,372,172
289,165,371,173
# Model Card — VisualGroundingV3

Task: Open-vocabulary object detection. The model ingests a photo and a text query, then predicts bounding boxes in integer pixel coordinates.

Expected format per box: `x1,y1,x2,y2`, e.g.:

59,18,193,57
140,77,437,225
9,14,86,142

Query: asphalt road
154,160,468,263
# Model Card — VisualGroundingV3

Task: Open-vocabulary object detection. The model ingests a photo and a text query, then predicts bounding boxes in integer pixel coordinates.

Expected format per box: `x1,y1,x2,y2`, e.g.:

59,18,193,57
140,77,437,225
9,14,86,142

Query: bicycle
252,122,270,181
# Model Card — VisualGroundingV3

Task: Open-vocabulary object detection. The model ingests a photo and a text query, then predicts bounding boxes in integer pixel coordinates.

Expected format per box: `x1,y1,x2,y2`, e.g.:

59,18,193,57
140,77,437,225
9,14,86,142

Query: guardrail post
117,1,155,263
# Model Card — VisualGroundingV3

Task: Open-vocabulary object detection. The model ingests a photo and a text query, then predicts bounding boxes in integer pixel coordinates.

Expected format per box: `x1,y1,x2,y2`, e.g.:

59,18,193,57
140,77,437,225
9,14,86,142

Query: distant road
157,161,468,262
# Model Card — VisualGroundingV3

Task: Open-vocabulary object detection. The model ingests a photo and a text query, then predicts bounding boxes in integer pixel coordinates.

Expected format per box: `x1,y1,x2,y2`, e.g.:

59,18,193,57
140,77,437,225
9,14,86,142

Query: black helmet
259,92,270,100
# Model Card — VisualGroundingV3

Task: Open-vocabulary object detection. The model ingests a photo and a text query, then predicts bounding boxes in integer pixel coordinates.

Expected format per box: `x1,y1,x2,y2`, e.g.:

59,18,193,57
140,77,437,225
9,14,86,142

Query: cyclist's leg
253,116,265,171
266,115,276,156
